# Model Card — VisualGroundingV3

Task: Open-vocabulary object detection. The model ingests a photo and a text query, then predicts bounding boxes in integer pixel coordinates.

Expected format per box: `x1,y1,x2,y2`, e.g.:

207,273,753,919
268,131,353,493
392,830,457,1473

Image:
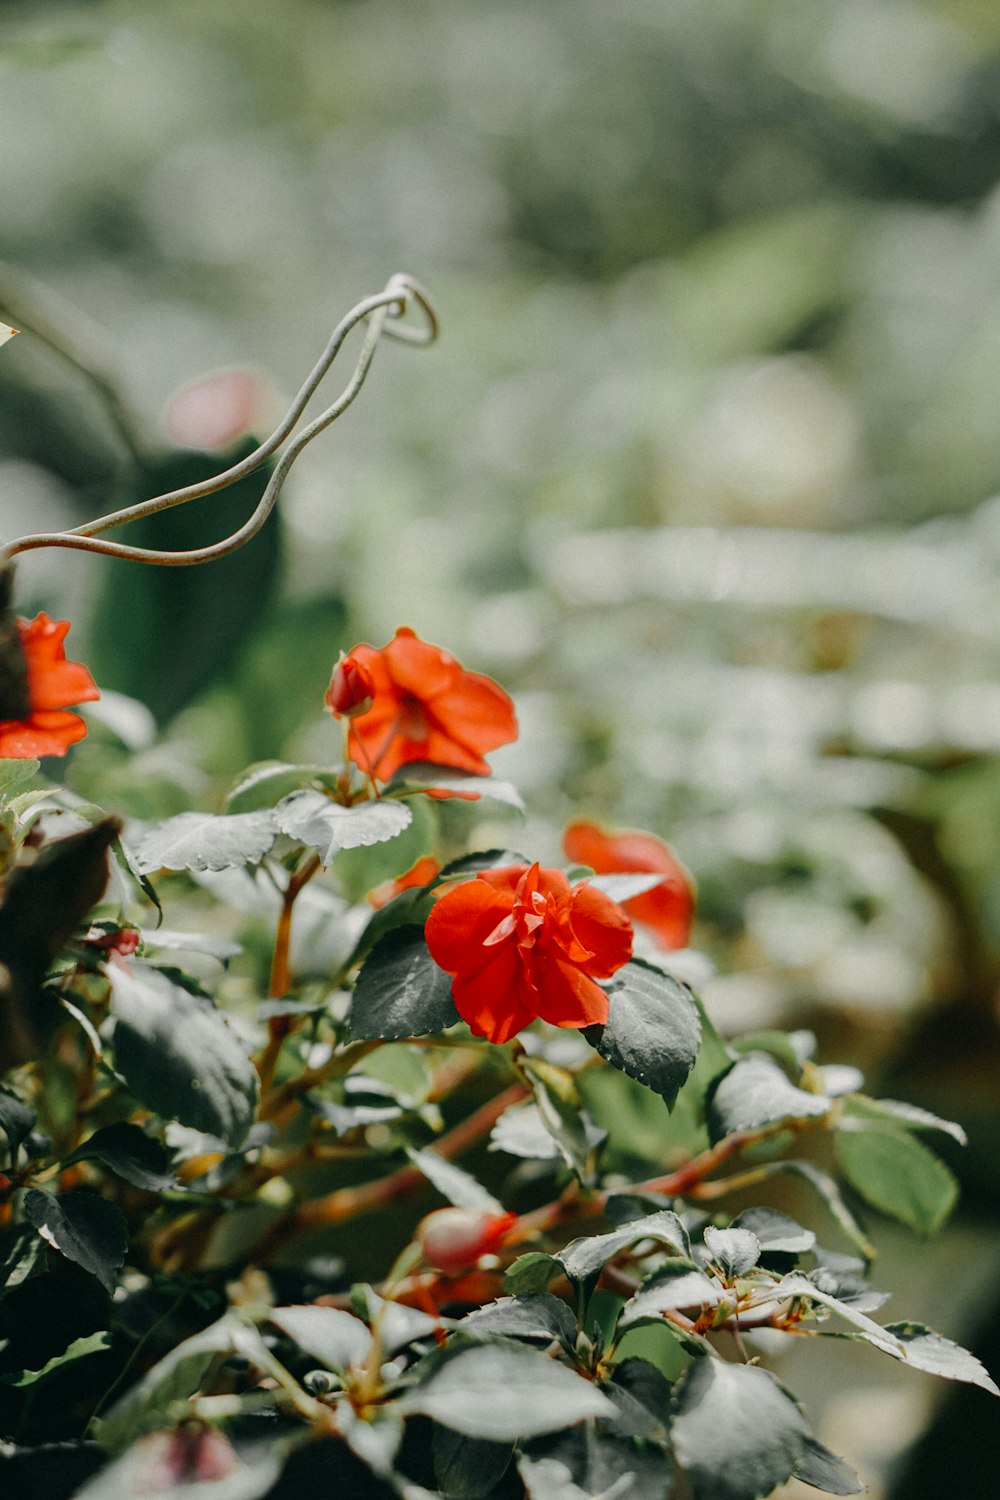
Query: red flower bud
417,1207,518,1275
325,653,375,720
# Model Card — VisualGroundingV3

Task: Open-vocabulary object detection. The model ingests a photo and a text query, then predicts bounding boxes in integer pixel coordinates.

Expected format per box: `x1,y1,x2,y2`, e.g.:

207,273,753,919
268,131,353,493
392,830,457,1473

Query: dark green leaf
0,1086,36,1159
436,849,530,880
777,1274,903,1355
606,1357,673,1439
671,1358,811,1500
584,959,700,1108
518,1428,673,1499
461,1294,577,1349
23,1188,127,1294
348,926,460,1040
834,1127,958,1234
773,1161,876,1261
397,1343,616,1440
883,1321,1000,1396
809,1264,888,1313
792,1437,864,1494
706,1052,832,1144
62,1122,176,1191
130,809,277,874
558,1210,688,1285
0,816,120,1072
274,789,412,865
0,1225,46,1293
703,1225,760,1279
406,1147,504,1213
434,1426,514,1499
109,962,258,1147
271,1304,373,1371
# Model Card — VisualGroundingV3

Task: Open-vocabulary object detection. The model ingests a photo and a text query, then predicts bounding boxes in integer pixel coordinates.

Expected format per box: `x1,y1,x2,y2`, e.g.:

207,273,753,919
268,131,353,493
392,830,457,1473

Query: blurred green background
2,1,1000,1492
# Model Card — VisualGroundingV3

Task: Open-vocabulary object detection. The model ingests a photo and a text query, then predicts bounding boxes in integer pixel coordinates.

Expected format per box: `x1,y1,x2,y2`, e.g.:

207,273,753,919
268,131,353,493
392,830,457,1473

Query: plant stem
250,1081,528,1263
257,852,323,1096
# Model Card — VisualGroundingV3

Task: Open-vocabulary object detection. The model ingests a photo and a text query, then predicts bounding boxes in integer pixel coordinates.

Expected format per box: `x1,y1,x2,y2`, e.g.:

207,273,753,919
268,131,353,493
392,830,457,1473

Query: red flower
562,819,694,951
425,862,633,1045
0,614,100,759
326,627,517,782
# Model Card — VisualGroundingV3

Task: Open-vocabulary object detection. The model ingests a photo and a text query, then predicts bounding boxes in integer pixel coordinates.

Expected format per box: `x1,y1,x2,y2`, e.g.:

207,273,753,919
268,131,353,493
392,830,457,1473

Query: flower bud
417,1207,517,1275
325,653,375,719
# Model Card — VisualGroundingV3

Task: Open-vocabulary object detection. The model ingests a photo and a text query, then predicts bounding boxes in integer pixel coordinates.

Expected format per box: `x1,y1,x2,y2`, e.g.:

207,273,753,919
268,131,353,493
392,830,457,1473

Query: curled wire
0,273,437,568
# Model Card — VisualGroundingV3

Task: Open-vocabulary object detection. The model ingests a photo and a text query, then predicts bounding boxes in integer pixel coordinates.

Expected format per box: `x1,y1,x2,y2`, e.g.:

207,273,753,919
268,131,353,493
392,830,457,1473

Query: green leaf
0,758,39,798
271,1304,373,1372
777,1274,904,1356
843,1096,967,1147
671,1358,812,1500
397,1343,616,1440
0,1087,36,1160
406,1146,504,1213
336,795,438,904
703,1225,760,1279
884,1321,1000,1396
617,1261,721,1331
348,926,460,1040
2,1330,111,1388
351,1285,442,1356
792,1438,864,1494
0,1225,46,1293
62,1122,176,1191
765,1161,876,1262
224,760,338,814
523,1057,598,1182
461,1294,578,1350
96,1313,270,1452
109,962,258,1147
518,1428,673,1499
490,1101,605,1162
584,959,700,1108
834,1127,958,1234
433,1427,514,1499
706,1052,831,1144
22,1188,128,1294
504,1252,564,1296
587,872,668,902
732,1207,815,1258
130,809,278,874
274,789,412,865
557,1209,688,1284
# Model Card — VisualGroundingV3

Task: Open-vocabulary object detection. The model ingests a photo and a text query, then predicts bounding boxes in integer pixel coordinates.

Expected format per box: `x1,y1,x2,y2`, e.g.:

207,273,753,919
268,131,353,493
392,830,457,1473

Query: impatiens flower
0,614,100,758
418,1206,518,1274
425,862,633,1045
326,626,517,782
563,819,694,951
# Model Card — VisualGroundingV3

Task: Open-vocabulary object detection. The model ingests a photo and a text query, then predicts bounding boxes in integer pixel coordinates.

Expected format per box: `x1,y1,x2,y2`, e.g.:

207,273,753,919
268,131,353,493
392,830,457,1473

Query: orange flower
326,627,517,782
562,819,694,950
0,614,100,759
425,862,632,1045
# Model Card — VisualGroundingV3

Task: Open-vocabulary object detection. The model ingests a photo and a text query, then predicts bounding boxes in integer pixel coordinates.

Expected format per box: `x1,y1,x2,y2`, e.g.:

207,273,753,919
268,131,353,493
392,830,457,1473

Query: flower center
398,693,430,741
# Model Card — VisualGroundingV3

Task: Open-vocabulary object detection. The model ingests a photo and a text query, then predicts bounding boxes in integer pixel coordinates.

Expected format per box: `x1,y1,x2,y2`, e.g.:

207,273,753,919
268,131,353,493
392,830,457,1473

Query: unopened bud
417,1207,517,1276
325,654,375,719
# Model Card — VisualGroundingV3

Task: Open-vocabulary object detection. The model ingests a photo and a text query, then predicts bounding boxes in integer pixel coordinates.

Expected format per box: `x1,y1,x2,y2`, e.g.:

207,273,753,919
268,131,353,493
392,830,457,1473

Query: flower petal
529,953,610,1030
566,883,634,978
425,873,519,980
0,710,89,758
452,942,536,1044
18,614,99,712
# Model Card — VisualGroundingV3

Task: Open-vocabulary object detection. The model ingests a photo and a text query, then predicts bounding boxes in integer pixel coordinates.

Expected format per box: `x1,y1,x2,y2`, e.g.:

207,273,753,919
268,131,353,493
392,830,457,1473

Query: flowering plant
0,283,995,1500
